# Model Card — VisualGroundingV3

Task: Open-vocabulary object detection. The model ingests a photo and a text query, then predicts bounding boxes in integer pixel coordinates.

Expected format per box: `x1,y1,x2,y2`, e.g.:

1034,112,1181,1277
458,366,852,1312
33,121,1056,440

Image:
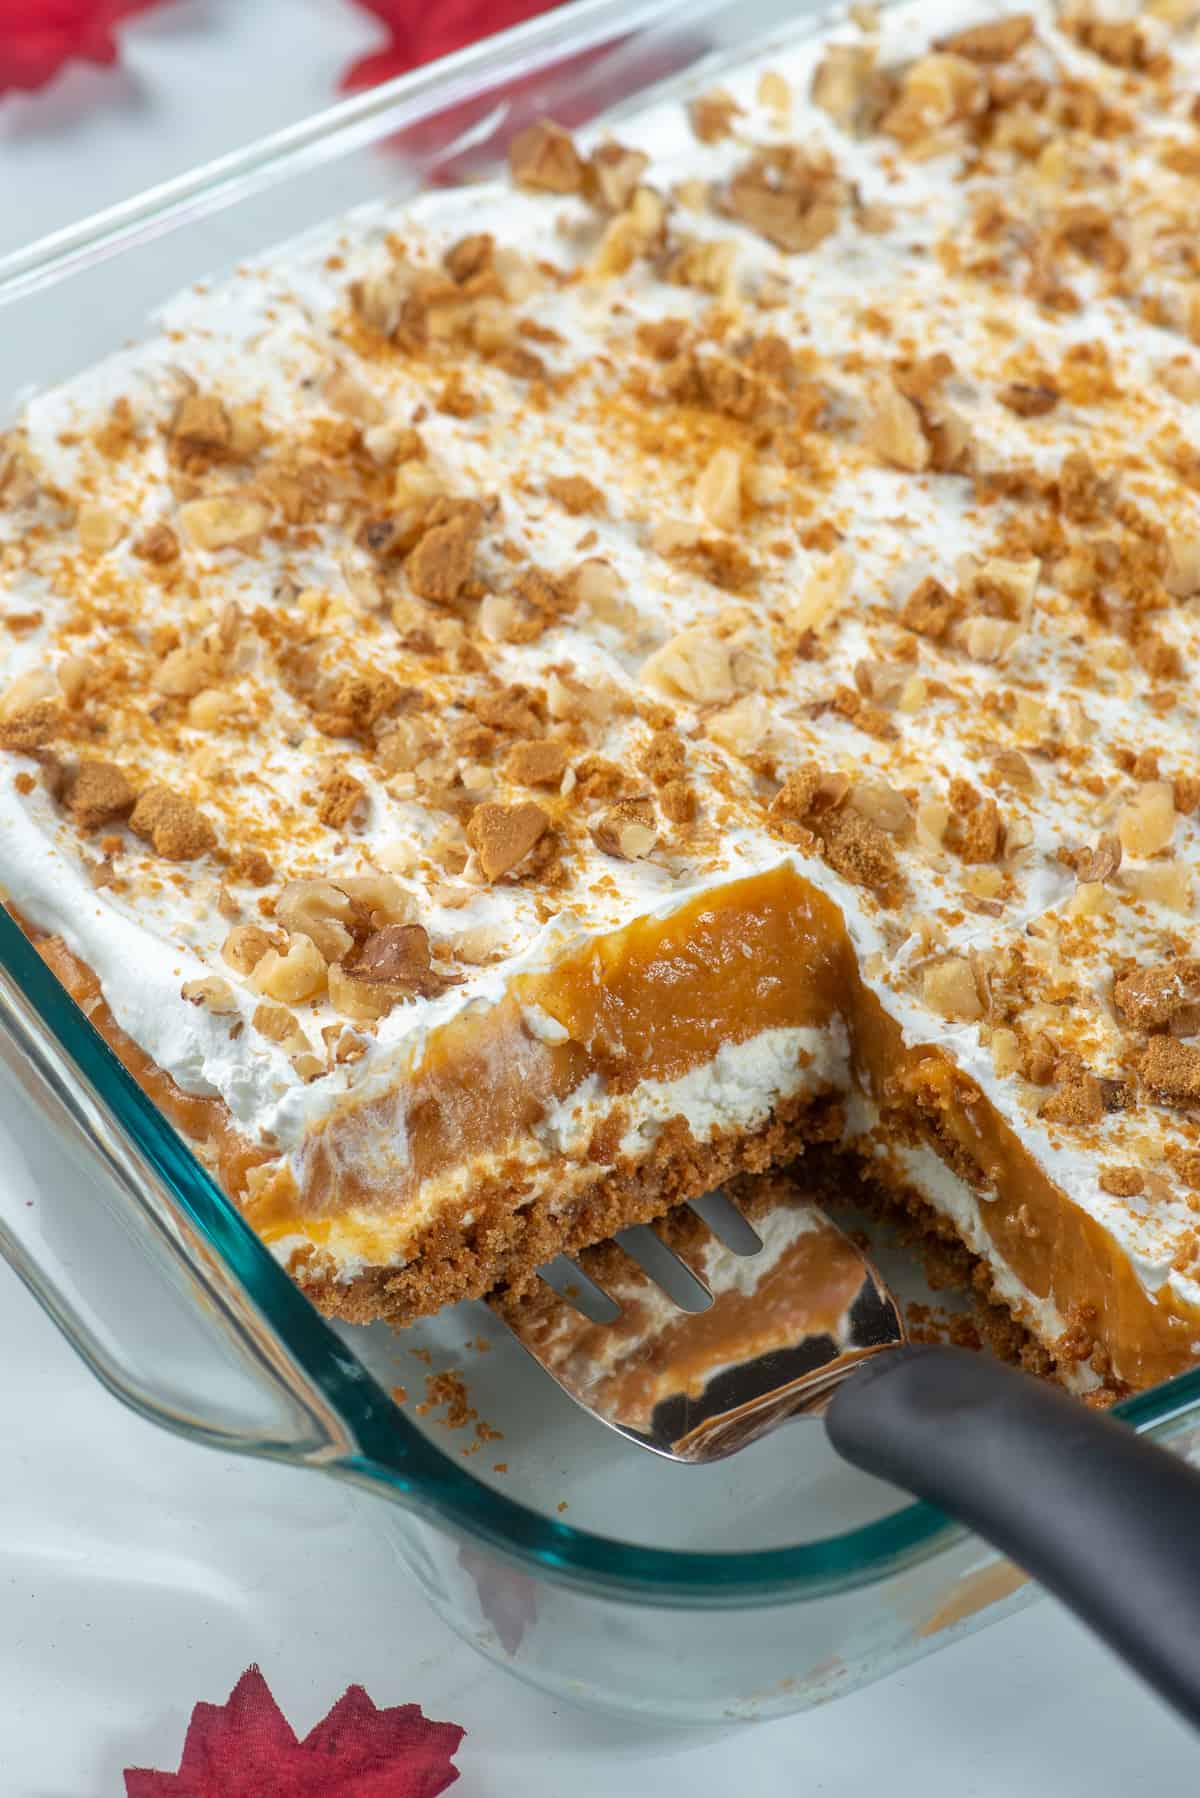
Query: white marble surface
0,1,1196,1787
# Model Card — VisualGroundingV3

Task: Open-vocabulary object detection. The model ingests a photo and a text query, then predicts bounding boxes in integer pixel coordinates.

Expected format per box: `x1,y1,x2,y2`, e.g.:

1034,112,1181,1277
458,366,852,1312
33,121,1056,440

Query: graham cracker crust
294,1091,846,1324
800,1148,1128,1407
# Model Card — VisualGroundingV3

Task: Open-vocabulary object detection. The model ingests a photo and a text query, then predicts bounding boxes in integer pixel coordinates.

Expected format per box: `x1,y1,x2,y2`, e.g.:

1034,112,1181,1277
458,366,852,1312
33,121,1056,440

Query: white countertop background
0,3,1196,1788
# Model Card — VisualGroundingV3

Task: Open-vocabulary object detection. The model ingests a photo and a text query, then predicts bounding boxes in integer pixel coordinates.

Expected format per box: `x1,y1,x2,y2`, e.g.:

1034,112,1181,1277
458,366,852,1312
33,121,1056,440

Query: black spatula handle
826,1344,1200,1728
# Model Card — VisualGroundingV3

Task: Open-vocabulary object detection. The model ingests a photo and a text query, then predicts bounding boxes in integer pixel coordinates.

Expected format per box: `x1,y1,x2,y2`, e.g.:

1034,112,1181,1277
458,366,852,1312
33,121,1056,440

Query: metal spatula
493,1177,1200,1729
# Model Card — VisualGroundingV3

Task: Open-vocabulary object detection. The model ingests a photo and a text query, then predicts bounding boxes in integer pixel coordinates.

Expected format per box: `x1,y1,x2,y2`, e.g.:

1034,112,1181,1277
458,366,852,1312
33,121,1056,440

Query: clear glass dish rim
3,0,1200,1611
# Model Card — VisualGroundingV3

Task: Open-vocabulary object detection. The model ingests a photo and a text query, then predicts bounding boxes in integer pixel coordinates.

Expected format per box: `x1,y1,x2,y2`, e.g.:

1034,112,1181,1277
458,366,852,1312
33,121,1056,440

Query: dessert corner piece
4,0,1200,1399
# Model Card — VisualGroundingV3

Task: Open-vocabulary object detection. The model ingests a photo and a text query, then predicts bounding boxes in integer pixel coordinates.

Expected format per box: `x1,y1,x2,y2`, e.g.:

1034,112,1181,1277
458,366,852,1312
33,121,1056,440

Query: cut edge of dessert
3,0,1200,1407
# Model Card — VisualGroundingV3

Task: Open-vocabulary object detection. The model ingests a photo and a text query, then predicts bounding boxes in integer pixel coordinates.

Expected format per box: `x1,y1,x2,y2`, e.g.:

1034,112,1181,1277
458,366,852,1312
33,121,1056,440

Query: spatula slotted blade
492,1184,903,1463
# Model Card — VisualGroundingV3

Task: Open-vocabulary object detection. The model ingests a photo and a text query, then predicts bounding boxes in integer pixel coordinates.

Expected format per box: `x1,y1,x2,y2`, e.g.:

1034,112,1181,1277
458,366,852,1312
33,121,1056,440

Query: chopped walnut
326,953,426,1024
508,120,585,193
724,145,844,253
865,379,929,472
466,801,549,882
65,760,135,830
585,141,651,212
881,52,985,147
181,975,239,1015
1073,834,1122,883
688,89,743,143
77,504,123,556
251,934,328,1004
848,780,910,835
1165,531,1200,599
375,715,437,775
696,447,744,532
923,957,985,1022
999,380,1058,417
590,189,668,278
154,638,224,700
337,874,415,931
443,232,494,284
178,494,269,551
323,368,385,425
810,42,886,134
990,749,1036,794
132,522,180,564
350,922,432,985
935,14,1033,61
792,549,853,635
593,797,658,860
221,923,274,977
990,1026,1022,1077
322,1022,368,1064
1118,782,1176,859
170,391,233,455
129,786,217,860
251,999,310,1054
1123,863,1193,914
1065,12,1151,70
640,618,767,706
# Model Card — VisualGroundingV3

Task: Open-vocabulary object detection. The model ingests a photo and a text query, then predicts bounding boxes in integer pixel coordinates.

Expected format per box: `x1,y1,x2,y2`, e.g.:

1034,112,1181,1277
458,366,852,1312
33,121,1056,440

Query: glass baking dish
4,0,1200,1726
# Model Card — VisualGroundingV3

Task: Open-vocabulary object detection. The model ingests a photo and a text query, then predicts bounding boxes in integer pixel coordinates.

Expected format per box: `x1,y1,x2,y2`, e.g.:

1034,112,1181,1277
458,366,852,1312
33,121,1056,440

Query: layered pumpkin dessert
3,0,1200,1396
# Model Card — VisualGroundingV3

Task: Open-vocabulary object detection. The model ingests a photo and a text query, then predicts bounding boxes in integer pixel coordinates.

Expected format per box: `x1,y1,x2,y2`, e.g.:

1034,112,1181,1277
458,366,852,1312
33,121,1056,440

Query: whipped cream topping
3,0,1200,1345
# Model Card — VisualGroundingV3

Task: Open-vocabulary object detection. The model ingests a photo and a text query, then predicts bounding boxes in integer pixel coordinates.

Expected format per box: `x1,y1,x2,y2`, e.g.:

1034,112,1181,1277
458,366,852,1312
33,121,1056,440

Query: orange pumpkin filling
26,862,1200,1389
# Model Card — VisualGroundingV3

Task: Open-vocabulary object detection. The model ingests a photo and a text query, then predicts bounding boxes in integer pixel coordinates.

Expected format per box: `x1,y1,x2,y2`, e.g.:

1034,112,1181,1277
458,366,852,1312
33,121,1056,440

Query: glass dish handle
0,940,377,1467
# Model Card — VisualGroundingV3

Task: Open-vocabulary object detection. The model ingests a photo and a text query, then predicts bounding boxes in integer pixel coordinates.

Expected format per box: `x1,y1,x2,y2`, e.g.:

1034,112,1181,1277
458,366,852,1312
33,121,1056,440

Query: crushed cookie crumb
1140,1037,1200,1108
900,575,959,639
1041,1072,1105,1128
129,786,217,861
1099,1166,1144,1198
467,801,549,881
545,474,606,516
504,738,567,788
66,760,136,830
317,767,367,830
1113,958,1200,1034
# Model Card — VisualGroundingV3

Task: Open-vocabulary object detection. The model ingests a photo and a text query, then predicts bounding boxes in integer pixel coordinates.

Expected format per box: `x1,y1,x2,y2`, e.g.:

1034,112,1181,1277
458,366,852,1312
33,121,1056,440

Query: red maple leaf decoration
124,1665,463,1798
340,0,566,92
0,0,169,96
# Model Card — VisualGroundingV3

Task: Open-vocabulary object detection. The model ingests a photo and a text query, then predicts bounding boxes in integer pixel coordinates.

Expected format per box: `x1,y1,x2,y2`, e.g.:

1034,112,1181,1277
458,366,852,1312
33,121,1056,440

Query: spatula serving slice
492,1178,1200,1729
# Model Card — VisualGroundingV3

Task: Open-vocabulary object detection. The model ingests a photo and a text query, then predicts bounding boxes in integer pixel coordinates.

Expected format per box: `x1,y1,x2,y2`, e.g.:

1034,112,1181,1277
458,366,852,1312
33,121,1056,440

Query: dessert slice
4,0,1200,1396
